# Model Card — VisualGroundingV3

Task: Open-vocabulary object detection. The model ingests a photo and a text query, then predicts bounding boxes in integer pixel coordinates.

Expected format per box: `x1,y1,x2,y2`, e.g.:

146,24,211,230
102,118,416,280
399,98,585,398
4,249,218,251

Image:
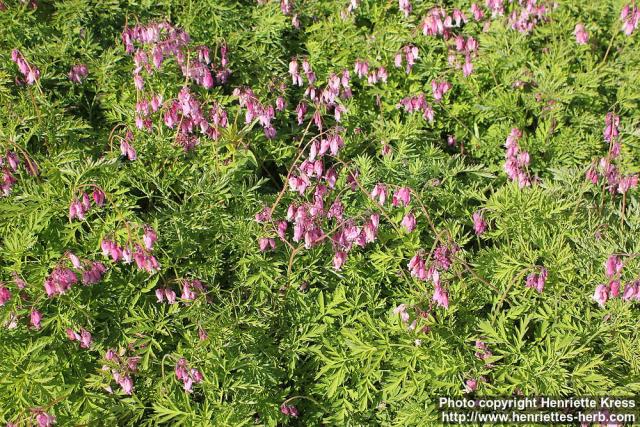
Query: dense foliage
1,0,639,425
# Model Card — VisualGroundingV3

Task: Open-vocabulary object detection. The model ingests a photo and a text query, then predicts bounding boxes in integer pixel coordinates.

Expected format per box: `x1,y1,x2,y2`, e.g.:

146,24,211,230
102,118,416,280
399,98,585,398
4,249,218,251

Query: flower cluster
100,226,159,274
44,254,107,297
421,7,467,38
122,21,228,89
431,80,452,102
290,58,351,131
156,279,206,304
68,64,88,83
66,328,92,349
593,255,639,307
234,87,277,139
504,128,531,188
257,129,419,272
102,348,141,395
175,358,204,393
448,35,478,77
280,403,300,417
10,49,40,85
397,93,435,122
121,22,232,152
508,0,552,34
585,113,638,195
394,45,419,74
525,266,548,293
408,244,459,309
68,186,106,221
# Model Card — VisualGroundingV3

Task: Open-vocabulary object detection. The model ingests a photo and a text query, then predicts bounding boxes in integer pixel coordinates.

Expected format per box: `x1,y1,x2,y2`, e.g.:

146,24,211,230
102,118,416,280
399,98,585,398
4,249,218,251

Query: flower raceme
43,253,107,298
101,225,160,274
10,49,40,85
504,128,532,188
103,348,140,395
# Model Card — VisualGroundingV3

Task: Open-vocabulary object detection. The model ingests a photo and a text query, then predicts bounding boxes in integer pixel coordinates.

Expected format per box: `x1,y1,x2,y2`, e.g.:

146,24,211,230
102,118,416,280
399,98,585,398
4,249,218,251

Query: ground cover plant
1,0,640,425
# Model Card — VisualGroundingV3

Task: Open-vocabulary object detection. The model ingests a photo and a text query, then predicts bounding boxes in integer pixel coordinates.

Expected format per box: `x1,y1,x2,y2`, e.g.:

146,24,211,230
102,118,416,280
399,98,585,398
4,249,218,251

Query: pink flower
609,280,621,298
259,237,276,252
621,3,640,35
92,188,106,206
398,0,411,17
525,267,547,293
392,187,411,207
198,327,208,341
0,286,10,305
354,59,369,78
119,375,133,395
333,251,347,270
401,211,416,232
68,252,82,269
370,183,387,205
143,226,157,250
30,309,42,329
68,64,88,83
622,282,638,301
472,211,487,235
603,112,620,143
431,80,452,102
433,284,449,308
393,303,410,323
464,378,478,393
35,412,56,427
280,403,299,417
593,284,609,307
574,24,589,44
79,329,92,348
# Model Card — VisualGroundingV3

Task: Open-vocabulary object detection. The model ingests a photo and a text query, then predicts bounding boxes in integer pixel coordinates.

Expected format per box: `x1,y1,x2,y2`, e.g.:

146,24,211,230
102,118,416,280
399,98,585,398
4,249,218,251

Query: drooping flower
472,211,487,235
143,226,158,250
592,284,609,307
432,284,449,308
35,412,56,427
574,24,589,44
258,237,276,252
0,286,11,305
30,309,42,329
392,187,411,207
603,112,620,143
401,211,416,232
